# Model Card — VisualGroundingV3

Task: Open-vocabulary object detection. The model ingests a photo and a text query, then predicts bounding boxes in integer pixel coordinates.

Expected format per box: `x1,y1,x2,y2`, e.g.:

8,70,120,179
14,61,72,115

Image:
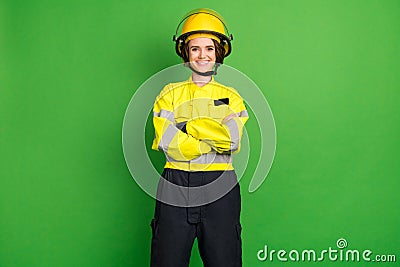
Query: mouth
193,60,215,68
190,60,215,73
195,60,211,66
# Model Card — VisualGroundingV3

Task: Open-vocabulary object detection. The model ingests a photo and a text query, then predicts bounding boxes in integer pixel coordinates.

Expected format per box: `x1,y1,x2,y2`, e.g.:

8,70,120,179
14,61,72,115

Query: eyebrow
189,45,215,48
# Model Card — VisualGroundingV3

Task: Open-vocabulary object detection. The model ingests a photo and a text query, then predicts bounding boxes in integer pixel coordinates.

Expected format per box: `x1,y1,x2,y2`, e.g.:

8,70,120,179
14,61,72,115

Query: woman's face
188,37,216,73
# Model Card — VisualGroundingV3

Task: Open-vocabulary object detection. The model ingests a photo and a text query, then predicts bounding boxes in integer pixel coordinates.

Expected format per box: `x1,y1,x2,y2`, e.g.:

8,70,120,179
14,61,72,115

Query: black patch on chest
214,98,229,106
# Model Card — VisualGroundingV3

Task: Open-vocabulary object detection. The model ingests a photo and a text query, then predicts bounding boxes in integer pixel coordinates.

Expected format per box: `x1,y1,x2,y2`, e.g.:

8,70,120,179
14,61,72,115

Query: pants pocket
150,218,158,237
150,218,159,266
236,223,243,264
236,223,242,239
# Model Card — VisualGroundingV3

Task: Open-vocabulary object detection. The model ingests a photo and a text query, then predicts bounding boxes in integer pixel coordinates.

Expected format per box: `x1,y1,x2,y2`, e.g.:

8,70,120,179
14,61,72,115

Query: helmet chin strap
187,62,221,76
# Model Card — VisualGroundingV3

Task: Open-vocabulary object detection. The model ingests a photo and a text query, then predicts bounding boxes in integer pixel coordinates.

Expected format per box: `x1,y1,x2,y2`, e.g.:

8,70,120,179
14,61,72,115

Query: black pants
150,168,242,267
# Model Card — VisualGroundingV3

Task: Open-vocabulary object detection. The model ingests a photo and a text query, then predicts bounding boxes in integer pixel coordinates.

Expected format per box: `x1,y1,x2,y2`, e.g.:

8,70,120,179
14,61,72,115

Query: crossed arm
152,85,248,161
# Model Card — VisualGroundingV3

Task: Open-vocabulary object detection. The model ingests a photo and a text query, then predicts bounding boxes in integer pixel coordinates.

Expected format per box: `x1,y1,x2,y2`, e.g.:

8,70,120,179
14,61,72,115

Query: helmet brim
175,30,232,58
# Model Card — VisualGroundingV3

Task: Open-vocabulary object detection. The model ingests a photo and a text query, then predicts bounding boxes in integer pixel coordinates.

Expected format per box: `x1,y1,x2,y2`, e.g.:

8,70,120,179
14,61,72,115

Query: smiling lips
196,60,211,65
194,61,214,70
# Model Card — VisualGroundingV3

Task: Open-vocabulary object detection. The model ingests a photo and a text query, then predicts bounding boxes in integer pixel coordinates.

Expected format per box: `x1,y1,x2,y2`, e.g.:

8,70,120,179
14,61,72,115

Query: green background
1,0,399,266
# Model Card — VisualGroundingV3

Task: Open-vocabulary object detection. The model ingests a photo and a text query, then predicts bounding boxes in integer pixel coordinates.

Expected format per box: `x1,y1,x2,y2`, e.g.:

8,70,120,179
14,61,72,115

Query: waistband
156,168,239,207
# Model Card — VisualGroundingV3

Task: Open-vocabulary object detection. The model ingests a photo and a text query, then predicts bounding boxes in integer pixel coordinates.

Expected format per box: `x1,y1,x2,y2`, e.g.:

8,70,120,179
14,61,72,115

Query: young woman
150,8,248,267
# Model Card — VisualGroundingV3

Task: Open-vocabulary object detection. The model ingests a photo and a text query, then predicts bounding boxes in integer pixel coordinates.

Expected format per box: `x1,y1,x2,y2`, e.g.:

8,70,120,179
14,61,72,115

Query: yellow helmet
173,8,233,58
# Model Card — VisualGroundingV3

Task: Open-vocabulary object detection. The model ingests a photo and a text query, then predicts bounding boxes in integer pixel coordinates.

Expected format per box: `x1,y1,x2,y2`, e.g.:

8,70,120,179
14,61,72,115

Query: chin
196,68,213,73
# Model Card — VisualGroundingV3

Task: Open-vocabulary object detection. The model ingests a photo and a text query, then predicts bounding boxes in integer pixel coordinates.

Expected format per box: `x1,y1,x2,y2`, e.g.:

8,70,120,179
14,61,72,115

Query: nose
198,48,205,59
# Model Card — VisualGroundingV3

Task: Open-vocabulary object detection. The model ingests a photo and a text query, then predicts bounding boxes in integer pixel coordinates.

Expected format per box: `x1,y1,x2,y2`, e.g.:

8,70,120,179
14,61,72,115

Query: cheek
208,50,216,60
189,51,197,61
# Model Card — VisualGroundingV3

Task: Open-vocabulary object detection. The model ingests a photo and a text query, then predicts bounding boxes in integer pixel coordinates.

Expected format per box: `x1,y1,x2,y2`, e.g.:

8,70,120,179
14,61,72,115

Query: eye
191,47,198,52
207,47,215,51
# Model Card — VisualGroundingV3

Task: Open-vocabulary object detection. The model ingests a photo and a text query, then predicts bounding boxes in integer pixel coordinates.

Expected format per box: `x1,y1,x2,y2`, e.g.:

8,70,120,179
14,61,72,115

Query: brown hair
181,39,225,64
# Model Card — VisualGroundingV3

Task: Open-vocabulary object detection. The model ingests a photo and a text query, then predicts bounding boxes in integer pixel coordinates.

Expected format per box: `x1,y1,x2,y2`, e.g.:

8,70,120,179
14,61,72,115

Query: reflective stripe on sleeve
238,110,248,117
225,119,240,152
158,124,178,151
153,109,175,122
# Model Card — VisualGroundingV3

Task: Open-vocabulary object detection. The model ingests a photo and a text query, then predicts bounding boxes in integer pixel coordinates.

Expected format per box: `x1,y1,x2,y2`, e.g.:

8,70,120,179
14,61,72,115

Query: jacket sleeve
151,84,212,161
185,89,249,154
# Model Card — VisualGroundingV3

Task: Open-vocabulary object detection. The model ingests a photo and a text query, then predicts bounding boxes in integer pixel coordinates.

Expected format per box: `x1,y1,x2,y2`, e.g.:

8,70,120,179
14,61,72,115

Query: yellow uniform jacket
152,76,248,171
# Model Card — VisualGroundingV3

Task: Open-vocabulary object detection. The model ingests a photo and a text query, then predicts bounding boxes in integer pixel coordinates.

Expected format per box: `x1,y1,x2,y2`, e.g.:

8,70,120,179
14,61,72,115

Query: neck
191,72,212,87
